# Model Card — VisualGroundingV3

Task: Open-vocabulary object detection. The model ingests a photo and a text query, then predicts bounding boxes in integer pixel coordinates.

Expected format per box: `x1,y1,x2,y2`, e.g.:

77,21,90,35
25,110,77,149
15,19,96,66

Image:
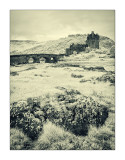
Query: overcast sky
10,10,115,41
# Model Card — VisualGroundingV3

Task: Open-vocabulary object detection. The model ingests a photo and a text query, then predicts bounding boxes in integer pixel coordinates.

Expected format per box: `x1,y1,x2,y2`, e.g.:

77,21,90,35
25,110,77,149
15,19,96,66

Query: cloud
10,10,115,41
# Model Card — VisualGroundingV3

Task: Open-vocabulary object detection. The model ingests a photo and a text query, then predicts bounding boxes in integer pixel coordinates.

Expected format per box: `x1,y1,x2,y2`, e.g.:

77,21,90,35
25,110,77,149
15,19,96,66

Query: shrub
83,66,106,72
71,73,83,78
10,98,45,140
10,128,31,150
80,79,90,83
96,73,115,84
21,113,43,140
25,66,36,71
65,89,81,95
46,89,109,136
10,90,109,146
10,71,19,76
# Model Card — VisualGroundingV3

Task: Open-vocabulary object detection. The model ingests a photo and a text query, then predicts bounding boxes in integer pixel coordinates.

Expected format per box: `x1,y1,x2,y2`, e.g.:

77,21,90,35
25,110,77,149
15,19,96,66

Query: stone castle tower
86,31,99,49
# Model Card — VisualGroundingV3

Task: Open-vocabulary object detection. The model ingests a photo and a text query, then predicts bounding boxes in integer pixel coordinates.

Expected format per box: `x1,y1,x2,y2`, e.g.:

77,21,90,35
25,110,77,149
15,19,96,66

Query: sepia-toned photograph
10,10,115,150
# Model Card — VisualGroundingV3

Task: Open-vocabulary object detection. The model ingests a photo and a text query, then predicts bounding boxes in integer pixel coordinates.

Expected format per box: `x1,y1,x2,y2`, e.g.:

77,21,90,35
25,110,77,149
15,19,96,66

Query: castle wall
66,44,87,56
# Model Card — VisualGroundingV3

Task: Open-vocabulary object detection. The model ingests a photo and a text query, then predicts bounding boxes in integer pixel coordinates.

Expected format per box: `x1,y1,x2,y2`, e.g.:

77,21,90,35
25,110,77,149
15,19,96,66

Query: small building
86,31,99,49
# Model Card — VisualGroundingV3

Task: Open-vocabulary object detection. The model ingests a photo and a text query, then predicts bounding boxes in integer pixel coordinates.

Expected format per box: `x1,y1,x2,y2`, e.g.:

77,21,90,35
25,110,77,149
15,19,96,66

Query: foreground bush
10,89,110,149
43,89,109,136
10,99,45,140
10,128,31,150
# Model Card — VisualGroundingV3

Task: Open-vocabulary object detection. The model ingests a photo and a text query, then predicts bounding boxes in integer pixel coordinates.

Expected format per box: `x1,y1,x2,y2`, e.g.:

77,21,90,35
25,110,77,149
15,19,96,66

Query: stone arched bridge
10,53,65,66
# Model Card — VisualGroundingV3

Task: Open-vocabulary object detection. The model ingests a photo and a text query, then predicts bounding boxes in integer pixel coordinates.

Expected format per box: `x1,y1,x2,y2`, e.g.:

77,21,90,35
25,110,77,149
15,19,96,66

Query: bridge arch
28,57,34,63
53,57,58,63
39,57,45,63
44,57,51,63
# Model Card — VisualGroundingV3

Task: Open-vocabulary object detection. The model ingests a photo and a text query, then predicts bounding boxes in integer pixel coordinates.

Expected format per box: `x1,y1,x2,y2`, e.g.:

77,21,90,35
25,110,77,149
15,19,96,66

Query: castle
66,31,100,56
86,31,99,49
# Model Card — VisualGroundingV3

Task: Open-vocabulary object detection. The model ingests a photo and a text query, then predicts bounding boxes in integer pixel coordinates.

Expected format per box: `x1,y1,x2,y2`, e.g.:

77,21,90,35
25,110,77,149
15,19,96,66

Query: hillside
10,34,115,55
10,40,43,54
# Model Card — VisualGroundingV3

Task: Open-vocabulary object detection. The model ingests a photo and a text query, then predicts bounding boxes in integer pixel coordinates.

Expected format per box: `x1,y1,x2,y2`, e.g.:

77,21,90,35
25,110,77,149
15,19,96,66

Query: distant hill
10,40,42,54
10,34,115,55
